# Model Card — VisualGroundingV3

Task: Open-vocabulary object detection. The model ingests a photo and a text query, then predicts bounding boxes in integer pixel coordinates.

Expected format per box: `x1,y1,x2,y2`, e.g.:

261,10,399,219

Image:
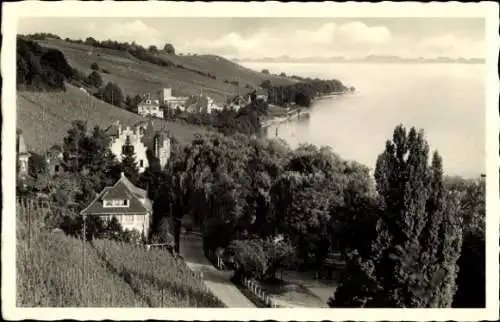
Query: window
123,199,129,206
124,215,134,223
146,100,151,104
139,159,144,168
104,200,113,207
54,165,60,173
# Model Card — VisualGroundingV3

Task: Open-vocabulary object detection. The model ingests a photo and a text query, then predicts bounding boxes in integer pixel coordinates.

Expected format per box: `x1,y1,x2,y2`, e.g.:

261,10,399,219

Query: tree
451,177,485,307
330,125,463,308
227,239,269,280
120,135,139,185
88,71,103,88
91,62,99,70
261,69,270,74
260,79,272,90
148,45,159,54
62,120,88,173
100,82,124,108
163,43,176,55
85,37,98,47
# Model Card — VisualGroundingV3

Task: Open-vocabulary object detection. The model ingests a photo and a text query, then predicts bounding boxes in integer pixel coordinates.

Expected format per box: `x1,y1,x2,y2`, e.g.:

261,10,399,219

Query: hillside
16,199,225,307
17,84,209,154
34,38,295,104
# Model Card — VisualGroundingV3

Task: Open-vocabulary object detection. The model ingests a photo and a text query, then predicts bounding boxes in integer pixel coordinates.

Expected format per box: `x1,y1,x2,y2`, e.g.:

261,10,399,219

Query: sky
18,17,486,59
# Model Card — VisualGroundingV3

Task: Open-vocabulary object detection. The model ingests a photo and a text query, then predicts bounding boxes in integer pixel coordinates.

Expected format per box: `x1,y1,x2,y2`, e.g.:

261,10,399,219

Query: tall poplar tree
330,125,463,308
120,136,139,185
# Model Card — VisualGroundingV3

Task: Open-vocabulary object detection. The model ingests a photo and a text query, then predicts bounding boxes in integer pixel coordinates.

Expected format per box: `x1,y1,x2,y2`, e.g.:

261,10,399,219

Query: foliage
266,79,346,107
16,38,77,91
120,135,140,185
226,237,295,281
88,71,103,88
163,43,176,55
227,239,269,280
98,82,125,108
91,62,99,71
449,177,486,307
330,125,463,308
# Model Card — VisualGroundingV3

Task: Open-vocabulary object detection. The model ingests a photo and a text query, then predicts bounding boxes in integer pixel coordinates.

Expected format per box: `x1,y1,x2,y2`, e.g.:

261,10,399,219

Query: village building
80,172,152,236
247,88,269,104
16,129,30,180
158,87,189,111
183,94,223,114
137,94,164,118
46,145,64,176
105,120,171,173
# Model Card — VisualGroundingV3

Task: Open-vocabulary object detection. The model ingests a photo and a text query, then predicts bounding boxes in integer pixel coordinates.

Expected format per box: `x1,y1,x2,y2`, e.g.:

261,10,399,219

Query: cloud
180,21,396,58
18,18,485,59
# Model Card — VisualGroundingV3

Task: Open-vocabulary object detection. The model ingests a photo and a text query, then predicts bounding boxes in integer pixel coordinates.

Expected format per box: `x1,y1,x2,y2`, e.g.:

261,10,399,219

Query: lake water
241,62,486,178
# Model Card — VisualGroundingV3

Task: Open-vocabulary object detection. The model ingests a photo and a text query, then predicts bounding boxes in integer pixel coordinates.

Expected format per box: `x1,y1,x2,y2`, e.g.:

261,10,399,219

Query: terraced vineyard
92,239,225,307
16,200,224,307
17,85,210,154
36,38,295,104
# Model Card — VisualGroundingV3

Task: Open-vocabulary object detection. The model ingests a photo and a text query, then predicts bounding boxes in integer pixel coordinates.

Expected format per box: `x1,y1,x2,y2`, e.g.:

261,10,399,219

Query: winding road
179,233,256,308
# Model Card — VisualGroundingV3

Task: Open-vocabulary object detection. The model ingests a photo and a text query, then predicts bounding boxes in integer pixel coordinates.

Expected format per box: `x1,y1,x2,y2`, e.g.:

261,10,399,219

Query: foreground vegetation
146,125,485,308
92,239,224,307
16,199,225,307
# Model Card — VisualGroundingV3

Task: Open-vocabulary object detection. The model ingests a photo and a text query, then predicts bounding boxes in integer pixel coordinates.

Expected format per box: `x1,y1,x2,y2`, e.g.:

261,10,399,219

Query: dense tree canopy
330,125,463,308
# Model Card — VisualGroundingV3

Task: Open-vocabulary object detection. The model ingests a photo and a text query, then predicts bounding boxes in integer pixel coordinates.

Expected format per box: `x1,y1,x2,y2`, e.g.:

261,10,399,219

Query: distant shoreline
236,59,485,65
261,91,349,129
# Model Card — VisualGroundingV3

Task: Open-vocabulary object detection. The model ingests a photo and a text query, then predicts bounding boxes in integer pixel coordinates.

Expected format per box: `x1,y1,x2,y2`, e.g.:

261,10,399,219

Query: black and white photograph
2,1,499,321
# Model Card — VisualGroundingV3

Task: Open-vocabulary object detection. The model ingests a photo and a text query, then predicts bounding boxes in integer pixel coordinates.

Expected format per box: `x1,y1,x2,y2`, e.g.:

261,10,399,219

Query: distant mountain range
233,55,485,64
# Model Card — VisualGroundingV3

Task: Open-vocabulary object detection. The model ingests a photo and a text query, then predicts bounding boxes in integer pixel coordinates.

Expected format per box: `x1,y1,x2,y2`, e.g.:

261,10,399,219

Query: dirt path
179,233,256,308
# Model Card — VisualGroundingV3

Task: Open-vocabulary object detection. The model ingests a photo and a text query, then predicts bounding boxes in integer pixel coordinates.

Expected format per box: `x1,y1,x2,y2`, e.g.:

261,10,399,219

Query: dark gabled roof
81,174,151,216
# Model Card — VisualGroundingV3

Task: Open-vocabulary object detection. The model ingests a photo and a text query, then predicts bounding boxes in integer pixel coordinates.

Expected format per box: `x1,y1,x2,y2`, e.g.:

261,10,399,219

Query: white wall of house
18,155,29,177
109,126,149,173
102,213,151,236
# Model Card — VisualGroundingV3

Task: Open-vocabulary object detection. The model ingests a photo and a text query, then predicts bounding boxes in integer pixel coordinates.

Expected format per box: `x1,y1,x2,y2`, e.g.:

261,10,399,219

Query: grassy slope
36,39,295,104
17,84,209,154
16,200,224,307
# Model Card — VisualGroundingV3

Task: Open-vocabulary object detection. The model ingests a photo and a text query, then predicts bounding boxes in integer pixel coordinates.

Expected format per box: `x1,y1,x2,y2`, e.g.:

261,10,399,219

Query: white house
137,94,164,118
105,120,171,173
207,96,224,113
16,129,30,180
80,172,153,236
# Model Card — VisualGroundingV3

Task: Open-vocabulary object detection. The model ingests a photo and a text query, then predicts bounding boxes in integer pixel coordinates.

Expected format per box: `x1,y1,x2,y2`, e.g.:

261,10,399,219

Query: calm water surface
241,62,486,178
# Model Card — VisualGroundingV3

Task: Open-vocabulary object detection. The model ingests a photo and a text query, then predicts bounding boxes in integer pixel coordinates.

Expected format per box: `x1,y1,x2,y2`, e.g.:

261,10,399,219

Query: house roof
81,173,152,216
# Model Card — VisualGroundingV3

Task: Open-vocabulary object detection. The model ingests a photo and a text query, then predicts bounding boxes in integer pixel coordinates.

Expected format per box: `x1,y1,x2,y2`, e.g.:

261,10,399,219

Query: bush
91,62,99,70
88,71,103,88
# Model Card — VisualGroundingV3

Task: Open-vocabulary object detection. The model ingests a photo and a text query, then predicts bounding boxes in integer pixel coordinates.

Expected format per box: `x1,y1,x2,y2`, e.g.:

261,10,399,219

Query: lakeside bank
261,90,352,128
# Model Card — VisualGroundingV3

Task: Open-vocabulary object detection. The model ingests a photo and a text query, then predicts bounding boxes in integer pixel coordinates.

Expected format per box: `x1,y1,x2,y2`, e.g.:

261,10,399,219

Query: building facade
157,87,188,111
105,120,171,173
80,173,153,236
16,129,30,180
137,94,164,118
